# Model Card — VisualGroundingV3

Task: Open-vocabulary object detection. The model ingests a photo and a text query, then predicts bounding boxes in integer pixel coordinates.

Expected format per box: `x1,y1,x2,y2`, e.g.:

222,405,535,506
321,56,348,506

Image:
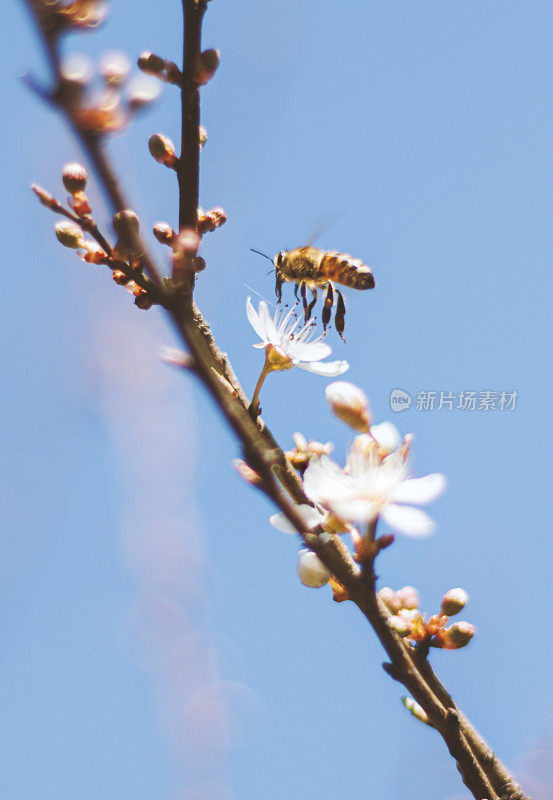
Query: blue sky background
3,1,553,798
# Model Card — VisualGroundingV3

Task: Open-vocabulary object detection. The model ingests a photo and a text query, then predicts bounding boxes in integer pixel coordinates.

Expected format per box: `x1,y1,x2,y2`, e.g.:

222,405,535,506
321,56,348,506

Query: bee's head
275,250,287,274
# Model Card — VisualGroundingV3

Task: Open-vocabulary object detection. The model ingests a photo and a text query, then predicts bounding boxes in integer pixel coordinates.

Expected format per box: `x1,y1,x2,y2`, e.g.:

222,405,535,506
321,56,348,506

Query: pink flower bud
137,51,166,75
441,588,469,617
396,585,420,611
232,458,263,487
113,209,139,237
388,615,411,637
325,381,371,432
62,162,88,194
378,587,401,614
148,133,178,168
442,621,475,649
153,222,175,246
32,184,56,209
198,207,227,234
194,48,220,85
55,220,85,249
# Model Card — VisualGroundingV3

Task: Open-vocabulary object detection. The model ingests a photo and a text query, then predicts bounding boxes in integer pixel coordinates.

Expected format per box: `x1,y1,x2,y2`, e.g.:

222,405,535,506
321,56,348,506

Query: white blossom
303,434,446,537
246,298,349,377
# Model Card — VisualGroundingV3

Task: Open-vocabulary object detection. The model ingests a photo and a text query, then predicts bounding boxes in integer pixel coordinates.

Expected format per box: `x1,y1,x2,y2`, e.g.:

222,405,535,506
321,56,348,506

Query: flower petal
381,503,435,536
326,496,378,522
246,297,267,342
391,473,447,505
258,300,279,343
296,359,349,376
269,504,323,534
303,456,353,505
289,341,332,361
371,421,401,452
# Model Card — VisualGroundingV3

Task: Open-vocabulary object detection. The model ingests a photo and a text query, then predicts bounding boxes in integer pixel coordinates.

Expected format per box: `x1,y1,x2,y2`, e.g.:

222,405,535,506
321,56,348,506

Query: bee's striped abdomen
319,252,375,290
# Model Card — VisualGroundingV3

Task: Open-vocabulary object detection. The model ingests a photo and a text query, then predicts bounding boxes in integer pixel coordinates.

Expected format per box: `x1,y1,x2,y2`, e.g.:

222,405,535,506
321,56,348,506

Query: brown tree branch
21,2,530,799
177,0,206,232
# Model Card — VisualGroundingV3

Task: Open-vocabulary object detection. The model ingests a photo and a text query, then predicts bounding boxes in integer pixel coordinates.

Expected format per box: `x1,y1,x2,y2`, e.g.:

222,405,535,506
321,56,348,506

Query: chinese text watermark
390,389,518,413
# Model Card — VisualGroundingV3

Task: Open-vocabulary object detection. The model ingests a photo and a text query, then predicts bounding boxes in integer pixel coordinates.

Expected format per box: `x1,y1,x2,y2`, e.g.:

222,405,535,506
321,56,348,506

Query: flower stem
250,363,272,417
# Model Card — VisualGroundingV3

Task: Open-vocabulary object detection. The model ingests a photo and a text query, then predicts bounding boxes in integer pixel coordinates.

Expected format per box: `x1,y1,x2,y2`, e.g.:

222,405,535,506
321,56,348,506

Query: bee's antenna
244,284,276,308
250,247,274,264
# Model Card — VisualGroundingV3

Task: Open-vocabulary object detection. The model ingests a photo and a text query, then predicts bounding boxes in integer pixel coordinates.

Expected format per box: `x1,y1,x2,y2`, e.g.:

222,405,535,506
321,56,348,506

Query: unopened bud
113,210,141,260
137,51,166,75
396,585,420,611
148,133,178,168
62,162,88,194
193,256,206,272
55,220,85,249
441,588,469,617
402,697,431,726
194,48,220,85
378,587,401,614
444,621,475,649
198,207,227,234
232,458,263,487
325,382,371,432
398,610,419,628
388,615,411,637
32,184,56,209
113,209,139,237
100,51,130,86
297,549,331,588
127,75,161,111
153,222,175,245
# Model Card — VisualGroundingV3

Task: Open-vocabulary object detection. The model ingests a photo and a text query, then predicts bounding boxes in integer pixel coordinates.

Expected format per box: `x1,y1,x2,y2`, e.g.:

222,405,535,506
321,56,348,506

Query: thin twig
177,0,206,233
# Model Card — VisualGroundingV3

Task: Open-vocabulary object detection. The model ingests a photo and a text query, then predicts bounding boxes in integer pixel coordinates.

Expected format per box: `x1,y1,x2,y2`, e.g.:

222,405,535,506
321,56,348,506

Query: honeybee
253,246,375,339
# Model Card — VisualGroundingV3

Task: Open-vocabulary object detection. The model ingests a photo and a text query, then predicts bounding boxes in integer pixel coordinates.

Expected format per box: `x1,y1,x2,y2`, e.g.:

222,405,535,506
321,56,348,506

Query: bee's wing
304,212,343,247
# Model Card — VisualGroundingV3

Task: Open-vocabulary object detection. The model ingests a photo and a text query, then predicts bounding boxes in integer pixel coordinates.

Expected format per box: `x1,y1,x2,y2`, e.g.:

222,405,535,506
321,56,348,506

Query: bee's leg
275,274,283,304
294,283,299,301
322,282,334,331
335,289,347,341
300,281,309,322
307,289,317,320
